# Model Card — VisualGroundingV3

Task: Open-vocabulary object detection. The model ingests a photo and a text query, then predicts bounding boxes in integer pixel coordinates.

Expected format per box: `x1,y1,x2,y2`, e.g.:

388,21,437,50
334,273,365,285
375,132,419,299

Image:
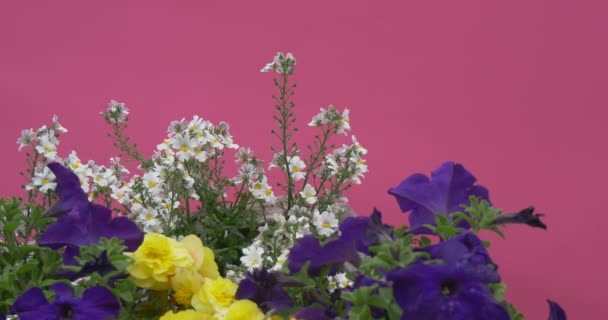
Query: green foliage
452,196,506,238
359,233,428,279
342,284,402,320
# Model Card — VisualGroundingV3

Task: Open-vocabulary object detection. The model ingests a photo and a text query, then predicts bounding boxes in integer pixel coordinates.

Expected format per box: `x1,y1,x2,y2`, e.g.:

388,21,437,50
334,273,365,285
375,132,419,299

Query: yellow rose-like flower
180,235,220,279
160,309,216,320
225,300,265,320
124,233,194,290
171,268,205,307
192,277,238,314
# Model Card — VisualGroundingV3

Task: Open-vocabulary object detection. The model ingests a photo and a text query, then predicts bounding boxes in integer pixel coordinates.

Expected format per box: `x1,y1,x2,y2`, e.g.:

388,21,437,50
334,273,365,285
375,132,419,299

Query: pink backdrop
1,1,606,318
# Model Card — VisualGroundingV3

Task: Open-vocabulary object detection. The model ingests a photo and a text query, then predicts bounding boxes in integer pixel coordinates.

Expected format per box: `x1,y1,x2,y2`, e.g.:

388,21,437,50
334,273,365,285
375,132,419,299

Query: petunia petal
45,163,88,219
79,286,121,320
548,300,567,320
11,287,48,314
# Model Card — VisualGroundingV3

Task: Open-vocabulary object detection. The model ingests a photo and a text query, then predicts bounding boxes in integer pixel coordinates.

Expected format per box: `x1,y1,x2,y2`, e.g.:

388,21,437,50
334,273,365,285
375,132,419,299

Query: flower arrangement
0,53,566,320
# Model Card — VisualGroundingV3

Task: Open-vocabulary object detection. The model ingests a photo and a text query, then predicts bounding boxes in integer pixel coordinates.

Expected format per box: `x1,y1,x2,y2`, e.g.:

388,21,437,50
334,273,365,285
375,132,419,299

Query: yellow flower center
306,193,314,198
174,289,192,307
253,183,262,190
42,179,49,184
322,222,330,228
45,147,53,153
148,181,157,188
293,167,301,172
264,189,273,196
181,146,189,152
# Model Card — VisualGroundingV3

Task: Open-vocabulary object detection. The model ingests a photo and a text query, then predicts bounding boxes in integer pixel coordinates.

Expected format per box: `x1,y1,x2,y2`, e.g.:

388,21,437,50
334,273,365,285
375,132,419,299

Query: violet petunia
287,234,360,276
235,268,292,312
339,208,393,255
421,232,500,283
11,283,120,320
548,300,567,320
291,307,332,320
387,262,509,320
388,161,490,233
38,163,143,262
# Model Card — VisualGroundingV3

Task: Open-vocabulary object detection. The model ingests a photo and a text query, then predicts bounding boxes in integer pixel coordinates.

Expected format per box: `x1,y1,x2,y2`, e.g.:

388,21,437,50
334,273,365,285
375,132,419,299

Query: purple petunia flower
38,163,143,263
235,268,292,312
339,208,393,255
387,262,509,320
287,234,360,276
292,306,332,320
548,300,567,320
11,283,120,320
420,232,500,283
388,161,490,233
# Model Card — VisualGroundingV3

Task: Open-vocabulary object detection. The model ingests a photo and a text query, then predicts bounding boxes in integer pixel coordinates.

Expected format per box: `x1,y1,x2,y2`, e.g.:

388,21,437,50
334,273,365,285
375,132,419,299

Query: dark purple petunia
493,206,547,230
421,232,500,283
388,161,490,233
339,208,393,255
38,163,143,262
287,234,360,276
387,262,509,320
11,283,120,320
291,306,332,320
235,268,292,312
548,300,567,320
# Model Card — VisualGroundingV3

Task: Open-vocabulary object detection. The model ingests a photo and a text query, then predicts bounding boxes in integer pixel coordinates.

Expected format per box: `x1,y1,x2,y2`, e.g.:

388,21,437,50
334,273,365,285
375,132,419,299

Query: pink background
1,1,606,318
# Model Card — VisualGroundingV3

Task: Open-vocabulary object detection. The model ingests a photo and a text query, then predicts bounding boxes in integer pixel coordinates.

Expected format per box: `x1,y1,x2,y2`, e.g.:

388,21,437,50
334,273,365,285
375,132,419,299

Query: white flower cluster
327,272,353,293
260,52,296,74
100,100,130,124
237,203,347,275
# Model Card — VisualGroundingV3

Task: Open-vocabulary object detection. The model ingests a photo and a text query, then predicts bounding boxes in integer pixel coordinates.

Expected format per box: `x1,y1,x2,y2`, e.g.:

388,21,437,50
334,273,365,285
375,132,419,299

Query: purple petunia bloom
287,234,360,276
11,283,120,320
292,307,332,320
387,262,509,320
421,232,500,283
388,161,490,233
235,268,292,312
38,163,143,263
548,300,567,320
339,208,393,255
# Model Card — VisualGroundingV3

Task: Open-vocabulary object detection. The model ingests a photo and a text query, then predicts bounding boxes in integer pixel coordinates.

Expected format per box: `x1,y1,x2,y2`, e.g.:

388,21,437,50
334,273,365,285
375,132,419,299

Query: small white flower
32,166,56,193
313,210,338,237
103,100,130,124
52,114,68,133
351,135,367,155
288,156,306,181
35,134,58,160
142,171,163,194
335,273,353,289
110,185,132,205
250,176,277,204
17,128,35,151
299,184,317,205
241,244,265,270
260,52,296,74
272,249,290,271
336,108,351,135
172,133,197,161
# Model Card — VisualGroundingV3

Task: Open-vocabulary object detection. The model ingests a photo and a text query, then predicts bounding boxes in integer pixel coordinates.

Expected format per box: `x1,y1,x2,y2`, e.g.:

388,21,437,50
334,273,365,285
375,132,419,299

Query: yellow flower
191,277,238,314
171,268,205,307
124,233,194,290
180,235,220,279
160,309,216,320
225,300,265,320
